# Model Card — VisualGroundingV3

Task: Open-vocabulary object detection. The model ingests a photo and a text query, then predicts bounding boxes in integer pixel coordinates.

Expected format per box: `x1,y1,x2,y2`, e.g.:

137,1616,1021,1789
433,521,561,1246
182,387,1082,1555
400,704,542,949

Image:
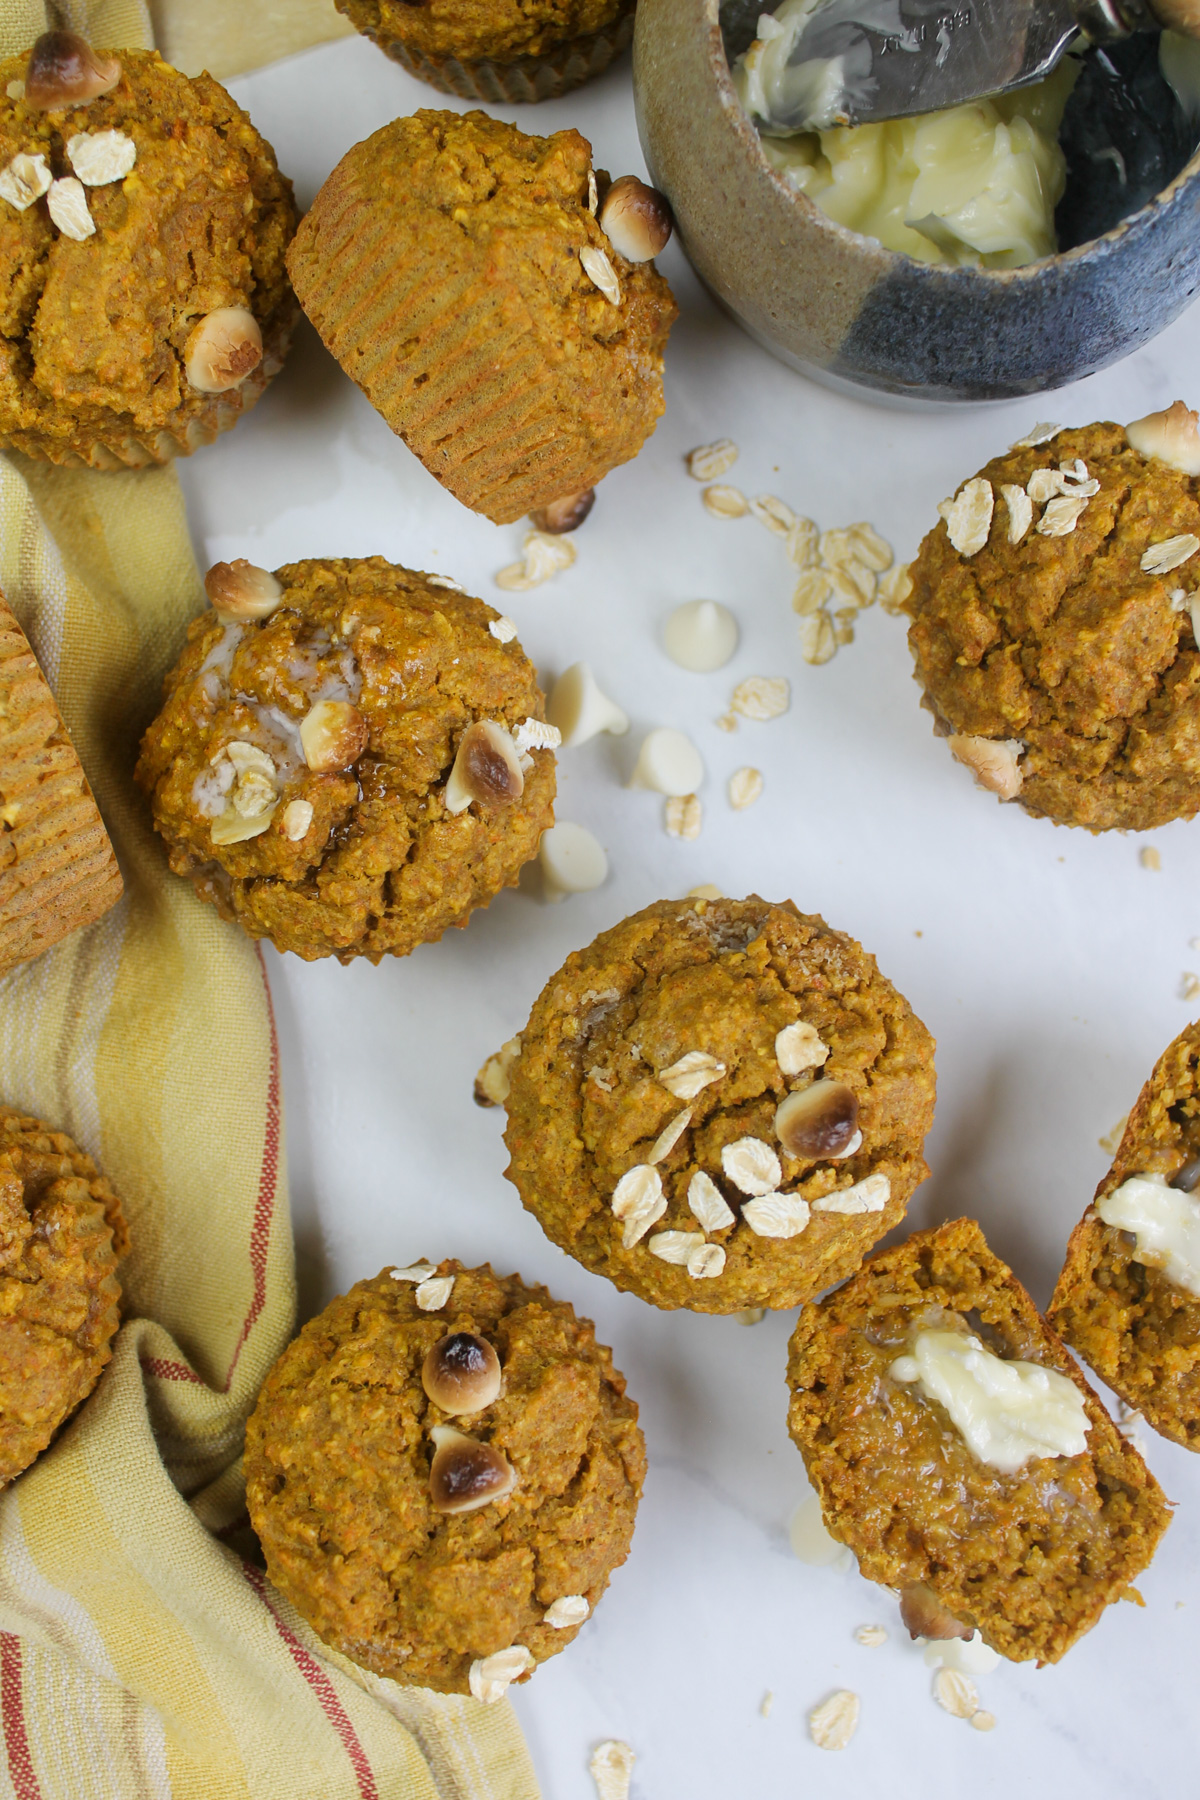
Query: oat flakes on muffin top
502,896,937,1313
135,556,556,963
906,412,1200,831
244,1261,645,1697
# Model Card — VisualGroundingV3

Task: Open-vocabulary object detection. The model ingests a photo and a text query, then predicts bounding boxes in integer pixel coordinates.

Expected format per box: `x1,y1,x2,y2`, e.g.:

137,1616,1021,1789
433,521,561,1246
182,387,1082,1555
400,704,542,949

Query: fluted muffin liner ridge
364,10,635,104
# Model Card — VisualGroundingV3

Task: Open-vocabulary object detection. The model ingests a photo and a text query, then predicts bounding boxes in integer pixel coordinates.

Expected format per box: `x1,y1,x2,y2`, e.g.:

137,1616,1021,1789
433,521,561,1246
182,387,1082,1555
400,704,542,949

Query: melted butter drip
890,1329,1090,1473
1098,1172,1200,1297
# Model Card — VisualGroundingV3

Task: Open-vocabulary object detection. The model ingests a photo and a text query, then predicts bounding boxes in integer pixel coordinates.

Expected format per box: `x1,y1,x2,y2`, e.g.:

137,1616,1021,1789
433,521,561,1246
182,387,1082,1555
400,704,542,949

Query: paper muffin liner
368,8,635,103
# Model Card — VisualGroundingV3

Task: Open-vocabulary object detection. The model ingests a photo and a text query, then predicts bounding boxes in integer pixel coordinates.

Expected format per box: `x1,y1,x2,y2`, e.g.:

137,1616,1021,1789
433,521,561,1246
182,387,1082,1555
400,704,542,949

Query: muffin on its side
336,0,636,104
788,1219,1170,1664
0,33,297,469
135,556,557,963
905,407,1200,831
287,110,676,525
0,1105,127,1485
245,1261,645,1697
502,895,936,1313
0,592,121,973
1050,1020,1200,1451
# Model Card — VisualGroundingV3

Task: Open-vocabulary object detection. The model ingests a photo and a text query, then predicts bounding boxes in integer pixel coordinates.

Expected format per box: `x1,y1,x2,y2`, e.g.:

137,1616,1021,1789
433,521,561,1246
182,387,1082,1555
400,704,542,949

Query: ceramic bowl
633,0,1200,403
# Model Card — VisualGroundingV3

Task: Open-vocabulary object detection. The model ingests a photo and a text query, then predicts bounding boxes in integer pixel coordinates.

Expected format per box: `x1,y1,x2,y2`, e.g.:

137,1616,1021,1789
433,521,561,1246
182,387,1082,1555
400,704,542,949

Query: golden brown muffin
287,110,676,524
1050,1021,1200,1450
0,34,297,468
502,896,936,1313
905,418,1200,831
0,1104,126,1485
336,0,636,102
0,591,121,973
788,1219,1171,1665
135,556,557,963
245,1261,645,1696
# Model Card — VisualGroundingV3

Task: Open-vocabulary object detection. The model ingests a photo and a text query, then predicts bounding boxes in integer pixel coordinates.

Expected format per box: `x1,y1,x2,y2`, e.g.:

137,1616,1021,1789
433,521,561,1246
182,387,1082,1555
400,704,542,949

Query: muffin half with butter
1050,1020,1200,1451
335,0,636,104
135,556,557,962
789,1218,1170,1664
245,1260,645,1697
287,110,677,525
0,31,297,468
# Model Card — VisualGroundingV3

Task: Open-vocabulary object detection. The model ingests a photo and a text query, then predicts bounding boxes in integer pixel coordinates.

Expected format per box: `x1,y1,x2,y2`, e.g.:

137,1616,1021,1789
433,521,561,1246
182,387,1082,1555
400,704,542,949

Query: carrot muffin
1050,1020,1200,1451
0,32,297,468
0,1104,127,1486
788,1219,1170,1664
135,556,557,963
286,110,676,525
245,1260,645,1697
0,591,121,974
335,0,636,104
905,405,1200,831
502,895,936,1314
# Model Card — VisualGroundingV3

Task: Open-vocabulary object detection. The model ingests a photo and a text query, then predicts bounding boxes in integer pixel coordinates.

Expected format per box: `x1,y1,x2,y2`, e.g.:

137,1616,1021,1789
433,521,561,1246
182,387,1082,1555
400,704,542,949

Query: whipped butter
889,1329,1089,1473
1097,1172,1200,1298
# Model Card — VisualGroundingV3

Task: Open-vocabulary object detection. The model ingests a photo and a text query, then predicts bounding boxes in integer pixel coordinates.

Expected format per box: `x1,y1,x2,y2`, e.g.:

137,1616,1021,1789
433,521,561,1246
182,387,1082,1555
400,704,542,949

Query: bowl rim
701,0,1200,284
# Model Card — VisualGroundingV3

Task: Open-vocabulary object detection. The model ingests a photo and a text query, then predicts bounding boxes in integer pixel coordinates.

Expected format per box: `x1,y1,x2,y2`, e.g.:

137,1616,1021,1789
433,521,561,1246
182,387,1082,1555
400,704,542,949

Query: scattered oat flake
687,439,739,481
1000,482,1033,544
1098,1113,1128,1156
544,1595,589,1629
760,1690,774,1718
415,1274,455,1311
809,1690,860,1751
721,1136,782,1195
933,1667,978,1718
702,483,748,519
428,573,465,592
660,1051,726,1099
1010,421,1062,449
47,175,94,241
776,1020,828,1074
749,493,797,536
970,1711,997,1733
665,793,702,839
1037,493,1089,537
488,615,517,642
1026,466,1068,503
587,168,598,213
580,244,621,305
742,1191,811,1237
648,1229,706,1265
1182,972,1200,1002
590,1740,634,1800
1141,846,1162,871
878,562,913,614
812,1173,890,1215
856,1623,888,1647
940,478,994,557
513,717,561,752
497,530,576,590
469,1645,534,1704
391,1262,436,1283
688,1169,736,1232
845,521,894,572
833,616,855,647
732,676,789,721
787,517,820,567
687,1241,726,1278
611,1165,665,1248
1143,534,1200,574
799,609,837,664
0,151,49,211
793,569,832,614
729,766,763,810
648,1107,692,1163
716,711,738,732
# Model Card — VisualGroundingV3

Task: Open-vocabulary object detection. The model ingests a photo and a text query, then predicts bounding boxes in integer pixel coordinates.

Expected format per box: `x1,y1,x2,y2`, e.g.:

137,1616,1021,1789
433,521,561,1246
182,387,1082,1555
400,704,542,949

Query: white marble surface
174,33,1200,1799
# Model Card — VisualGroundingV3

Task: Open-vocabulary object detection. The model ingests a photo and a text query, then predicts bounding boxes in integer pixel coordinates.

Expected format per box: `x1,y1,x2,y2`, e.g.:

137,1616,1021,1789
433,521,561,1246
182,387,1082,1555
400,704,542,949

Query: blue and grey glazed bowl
633,0,1200,403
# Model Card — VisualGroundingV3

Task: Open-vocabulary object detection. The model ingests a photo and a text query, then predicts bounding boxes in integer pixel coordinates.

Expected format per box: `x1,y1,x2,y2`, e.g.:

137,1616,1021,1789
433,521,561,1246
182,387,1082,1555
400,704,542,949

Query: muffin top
136,556,557,963
503,896,937,1313
337,0,632,62
286,111,677,523
0,1104,127,1487
244,1262,645,1696
906,420,1200,831
0,42,296,462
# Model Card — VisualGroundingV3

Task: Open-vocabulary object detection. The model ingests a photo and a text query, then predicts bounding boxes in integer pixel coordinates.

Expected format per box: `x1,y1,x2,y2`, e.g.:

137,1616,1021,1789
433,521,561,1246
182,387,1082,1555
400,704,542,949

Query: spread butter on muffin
1049,1019,1200,1451
244,1260,645,1697
502,895,936,1313
0,31,297,468
135,556,557,963
0,1104,127,1486
904,405,1200,832
0,590,121,973
335,0,636,104
286,110,677,526
788,1218,1170,1664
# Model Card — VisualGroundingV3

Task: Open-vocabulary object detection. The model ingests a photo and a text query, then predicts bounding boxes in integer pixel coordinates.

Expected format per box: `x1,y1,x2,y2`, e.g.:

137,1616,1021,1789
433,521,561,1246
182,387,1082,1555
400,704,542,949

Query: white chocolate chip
185,307,262,392
721,1136,781,1196
1126,401,1200,475
46,175,93,240
468,1645,534,1704
662,599,738,671
749,493,797,537
932,1667,979,1719
812,1173,890,1214
1000,483,1032,544
647,1229,706,1265
579,244,621,305
0,152,49,210
947,734,1024,801
728,766,763,810
660,1051,726,1099
589,1740,635,1800
664,794,702,839
281,799,313,842
629,728,704,797
488,615,517,643
67,128,135,185
1142,535,1200,575
415,1275,455,1311
547,662,628,745
731,676,789,721
539,821,607,902
702,484,748,519
474,1036,522,1108
686,440,739,481
611,1164,666,1247
648,1107,692,1163
809,1690,860,1751
776,1021,829,1075
687,1242,726,1278
688,883,723,900
544,1595,589,1629
742,1192,812,1237
687,1170,735,1232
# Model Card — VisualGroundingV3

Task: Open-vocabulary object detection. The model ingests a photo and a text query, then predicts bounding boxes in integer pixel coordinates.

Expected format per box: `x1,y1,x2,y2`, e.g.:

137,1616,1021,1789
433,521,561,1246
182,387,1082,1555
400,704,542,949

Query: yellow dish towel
0,4,541,1796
